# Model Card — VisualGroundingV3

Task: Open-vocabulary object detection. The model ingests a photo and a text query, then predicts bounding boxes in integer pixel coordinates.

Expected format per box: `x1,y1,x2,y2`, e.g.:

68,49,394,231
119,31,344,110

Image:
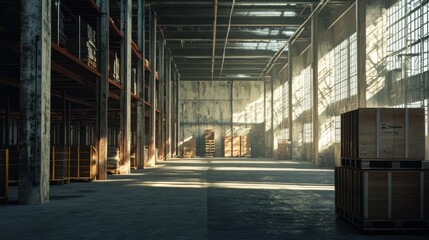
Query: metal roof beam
157,16,306,27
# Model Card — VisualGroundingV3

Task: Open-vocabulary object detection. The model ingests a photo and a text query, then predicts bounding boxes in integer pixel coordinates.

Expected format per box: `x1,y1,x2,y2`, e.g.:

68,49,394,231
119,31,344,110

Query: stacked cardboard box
69,22,97,69
336,108,429,231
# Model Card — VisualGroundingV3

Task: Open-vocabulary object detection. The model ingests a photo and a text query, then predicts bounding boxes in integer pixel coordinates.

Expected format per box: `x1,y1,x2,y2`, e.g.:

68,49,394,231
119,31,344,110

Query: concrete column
270,76,274,158
136,0,145,169
231,81,234,157
159,37,165,161
264,76,273,158
287,46,293,159
96,0,109,179
165,53,172,160
119,0,132,174
148,9,157,166
312,10,319,166
356,0,366,107
174,72,180,156
176,74,180,156
19,0,51,204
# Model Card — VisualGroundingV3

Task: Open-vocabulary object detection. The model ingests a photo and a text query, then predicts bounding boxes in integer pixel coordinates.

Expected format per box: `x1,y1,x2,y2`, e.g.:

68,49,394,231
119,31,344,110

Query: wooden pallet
337,207,429,231
69,177,95,182
83,58,97,70
50,178,69,185
341,158,427,169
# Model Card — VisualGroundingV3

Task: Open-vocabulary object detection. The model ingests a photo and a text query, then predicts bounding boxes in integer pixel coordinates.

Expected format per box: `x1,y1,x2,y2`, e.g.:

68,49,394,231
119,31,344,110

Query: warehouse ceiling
147,0,352,81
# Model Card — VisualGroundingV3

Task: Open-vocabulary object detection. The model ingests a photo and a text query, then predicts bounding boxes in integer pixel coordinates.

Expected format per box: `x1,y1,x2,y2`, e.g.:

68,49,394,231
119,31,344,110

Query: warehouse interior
1,0,429,238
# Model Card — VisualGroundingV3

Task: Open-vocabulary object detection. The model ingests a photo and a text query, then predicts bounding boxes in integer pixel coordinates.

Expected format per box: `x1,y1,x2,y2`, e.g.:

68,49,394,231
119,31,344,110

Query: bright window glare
282,30,295,36
229,41,286,51
235,11,282,17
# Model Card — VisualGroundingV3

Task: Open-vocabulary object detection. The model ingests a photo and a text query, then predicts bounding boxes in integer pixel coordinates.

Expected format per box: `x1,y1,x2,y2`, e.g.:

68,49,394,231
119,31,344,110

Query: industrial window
335,116,341,143
292,66,312,120
387,0,429,77
334,33,357,101
303,123,312,143
292,69,304,120
282,79,289,121
302,67,313,112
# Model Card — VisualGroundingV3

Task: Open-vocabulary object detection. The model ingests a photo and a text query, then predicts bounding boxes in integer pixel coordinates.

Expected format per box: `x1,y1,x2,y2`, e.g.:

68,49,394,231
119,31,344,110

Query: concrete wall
179,80,264,157
283,0,429,166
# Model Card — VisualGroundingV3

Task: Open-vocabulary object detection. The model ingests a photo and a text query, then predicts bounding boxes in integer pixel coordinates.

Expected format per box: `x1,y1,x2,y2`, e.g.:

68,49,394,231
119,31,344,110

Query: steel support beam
96,0,109,180
356,0,366,107
19,0,51,204
120,0,132,174
176,73,180,156
136,0,145,169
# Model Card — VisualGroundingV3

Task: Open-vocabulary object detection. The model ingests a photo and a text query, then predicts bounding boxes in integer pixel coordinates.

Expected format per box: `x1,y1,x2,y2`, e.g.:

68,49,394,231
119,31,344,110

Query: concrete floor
0,158,427,240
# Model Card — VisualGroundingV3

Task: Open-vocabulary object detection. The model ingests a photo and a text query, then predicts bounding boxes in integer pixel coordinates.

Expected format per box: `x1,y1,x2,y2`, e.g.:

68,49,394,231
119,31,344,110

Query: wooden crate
335,167,429,230
341,108,425,160
50,146,69,184
69,146,97,181
0,149,8,202
225,135,247,157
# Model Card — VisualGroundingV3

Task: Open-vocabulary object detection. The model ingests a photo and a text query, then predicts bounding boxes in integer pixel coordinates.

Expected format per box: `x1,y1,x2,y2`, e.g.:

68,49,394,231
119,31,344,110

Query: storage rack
0,0,178,200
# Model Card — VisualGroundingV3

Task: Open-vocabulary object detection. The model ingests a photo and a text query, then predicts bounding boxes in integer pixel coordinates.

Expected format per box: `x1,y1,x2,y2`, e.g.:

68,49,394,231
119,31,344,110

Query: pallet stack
204,130,215,157
336,108,429,231
69,145,97,181
69,22,97,70
110,52,120,84
183,139,196,158
0,149,8,203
